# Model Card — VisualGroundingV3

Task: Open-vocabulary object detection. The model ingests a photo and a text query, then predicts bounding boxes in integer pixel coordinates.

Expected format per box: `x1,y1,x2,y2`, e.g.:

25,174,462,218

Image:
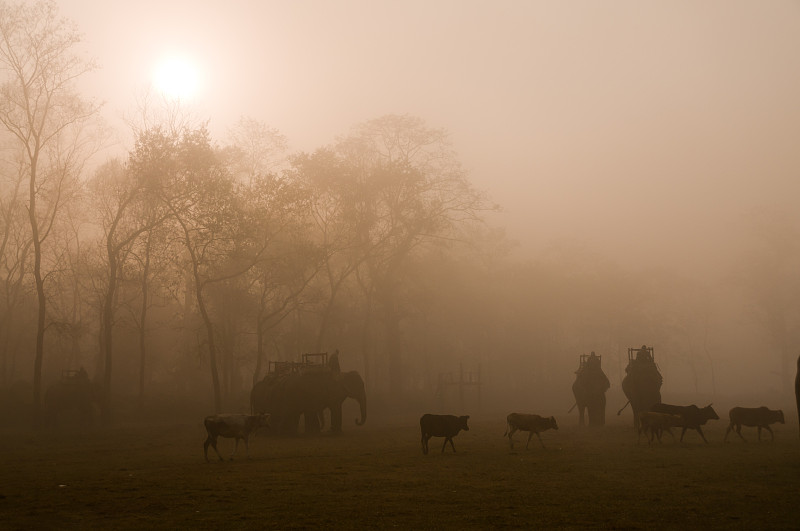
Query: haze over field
58,0,800,273
2,1,799,423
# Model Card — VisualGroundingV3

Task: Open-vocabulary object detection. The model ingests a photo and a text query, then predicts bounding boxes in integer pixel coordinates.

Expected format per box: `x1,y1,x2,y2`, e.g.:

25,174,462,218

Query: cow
724,406,785,442
419,414,469,454
203,413,270,462
504,413,558,449
637,411,683,445
649,403,719,443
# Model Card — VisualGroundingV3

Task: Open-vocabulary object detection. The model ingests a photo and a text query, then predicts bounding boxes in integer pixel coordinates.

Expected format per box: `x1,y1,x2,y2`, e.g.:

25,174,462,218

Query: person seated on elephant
635,345,652,363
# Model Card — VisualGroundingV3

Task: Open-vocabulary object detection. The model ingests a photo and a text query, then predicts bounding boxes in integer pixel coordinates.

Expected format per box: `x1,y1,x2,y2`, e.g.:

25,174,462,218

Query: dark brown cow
504,413,558,449
203,414,270,462
724,407,784,442
649,403,719,443
420,414,469,454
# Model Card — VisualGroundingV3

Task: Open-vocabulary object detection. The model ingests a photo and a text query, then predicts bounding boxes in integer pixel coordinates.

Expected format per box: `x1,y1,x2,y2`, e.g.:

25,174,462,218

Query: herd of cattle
202,403,787,461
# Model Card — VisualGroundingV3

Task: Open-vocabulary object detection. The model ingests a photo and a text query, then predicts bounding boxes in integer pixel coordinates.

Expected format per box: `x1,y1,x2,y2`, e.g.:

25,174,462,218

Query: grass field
1,416,799,530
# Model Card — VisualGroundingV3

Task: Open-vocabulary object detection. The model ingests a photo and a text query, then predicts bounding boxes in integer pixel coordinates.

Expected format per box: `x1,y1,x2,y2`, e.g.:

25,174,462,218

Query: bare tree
88,157,170,421
226,116,289,186
0,0,102,424
300,114,495,394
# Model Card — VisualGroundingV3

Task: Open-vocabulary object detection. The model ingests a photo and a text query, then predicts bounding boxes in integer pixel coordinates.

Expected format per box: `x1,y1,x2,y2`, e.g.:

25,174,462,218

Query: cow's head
550,416,559,430
459,415,470,431
702,404,719,420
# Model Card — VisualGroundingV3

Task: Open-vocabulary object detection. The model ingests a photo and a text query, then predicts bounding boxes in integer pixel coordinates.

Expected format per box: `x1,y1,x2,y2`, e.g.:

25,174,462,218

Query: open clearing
1,417,799,530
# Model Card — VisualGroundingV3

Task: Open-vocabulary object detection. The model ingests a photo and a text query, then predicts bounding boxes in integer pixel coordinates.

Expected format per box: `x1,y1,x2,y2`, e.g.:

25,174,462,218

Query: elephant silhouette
620,346,662,430
251,359,366,435
44,370,100,428
572,352,610,427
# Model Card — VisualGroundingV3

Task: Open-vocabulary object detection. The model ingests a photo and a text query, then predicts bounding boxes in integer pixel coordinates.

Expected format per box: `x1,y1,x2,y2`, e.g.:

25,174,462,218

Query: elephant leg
282,412,300,435
598,395,606,426
304,411,321,434
330,405,343,433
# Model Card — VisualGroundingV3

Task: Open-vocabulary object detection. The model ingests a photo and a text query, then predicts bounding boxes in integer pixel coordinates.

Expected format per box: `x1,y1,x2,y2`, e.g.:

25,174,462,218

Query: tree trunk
101,239,118,424
29,155,46,429
138,233,151,410
194,279,222,413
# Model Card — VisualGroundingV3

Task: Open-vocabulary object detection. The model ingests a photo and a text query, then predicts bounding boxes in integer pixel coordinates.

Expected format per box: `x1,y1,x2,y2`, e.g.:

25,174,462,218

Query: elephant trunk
355,393,367,426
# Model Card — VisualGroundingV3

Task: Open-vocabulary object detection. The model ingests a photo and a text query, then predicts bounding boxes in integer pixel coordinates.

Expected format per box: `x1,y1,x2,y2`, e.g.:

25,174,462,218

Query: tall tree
0,0,101,424
89,157,169,420
336,114,494,394
147,125,267,411
0,153,32,385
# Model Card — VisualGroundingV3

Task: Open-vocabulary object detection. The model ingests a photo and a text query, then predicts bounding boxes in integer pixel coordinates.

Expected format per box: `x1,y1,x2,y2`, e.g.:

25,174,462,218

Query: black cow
420,414,470,454
724,406,785,442
649,403,719,443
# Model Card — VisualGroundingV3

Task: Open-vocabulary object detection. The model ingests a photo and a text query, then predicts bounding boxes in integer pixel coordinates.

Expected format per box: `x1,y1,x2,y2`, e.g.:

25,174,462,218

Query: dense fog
1,1,798,427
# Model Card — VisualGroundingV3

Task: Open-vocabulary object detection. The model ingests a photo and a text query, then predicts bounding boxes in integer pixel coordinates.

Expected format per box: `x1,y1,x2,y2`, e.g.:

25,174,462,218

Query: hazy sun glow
152,54,201,100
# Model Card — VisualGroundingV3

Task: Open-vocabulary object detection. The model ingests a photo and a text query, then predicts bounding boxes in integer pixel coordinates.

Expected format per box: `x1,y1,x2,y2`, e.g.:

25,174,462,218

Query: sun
152,54,202,101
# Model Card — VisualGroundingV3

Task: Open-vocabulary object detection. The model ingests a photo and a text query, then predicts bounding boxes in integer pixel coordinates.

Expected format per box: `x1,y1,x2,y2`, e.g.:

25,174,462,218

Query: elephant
44,370,100,428
795,354,799,439
571,352,610,427
620,346,662,430
251,368,366,436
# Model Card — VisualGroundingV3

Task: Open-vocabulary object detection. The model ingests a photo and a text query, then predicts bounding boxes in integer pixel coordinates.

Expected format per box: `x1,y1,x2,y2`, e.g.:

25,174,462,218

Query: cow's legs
762,425,774,442
442,436,457,453
421,434,430,454
696,427,708,443
535,431,546,449
525,431,533,449
204,435,224,462
508,426,517,449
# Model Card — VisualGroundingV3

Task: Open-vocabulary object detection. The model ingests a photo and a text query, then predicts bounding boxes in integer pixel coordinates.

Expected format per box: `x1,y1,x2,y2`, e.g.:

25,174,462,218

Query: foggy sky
58,0,800,277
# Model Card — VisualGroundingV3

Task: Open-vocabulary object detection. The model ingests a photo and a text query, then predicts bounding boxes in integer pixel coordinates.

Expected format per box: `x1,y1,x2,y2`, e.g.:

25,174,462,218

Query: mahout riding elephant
571,352,610,427
44,369,100,427
620,345,662,430
250,359,366,435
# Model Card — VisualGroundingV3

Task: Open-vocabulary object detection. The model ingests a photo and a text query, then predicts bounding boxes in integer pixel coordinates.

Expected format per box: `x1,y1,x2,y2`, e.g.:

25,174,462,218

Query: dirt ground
1,416,799,530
